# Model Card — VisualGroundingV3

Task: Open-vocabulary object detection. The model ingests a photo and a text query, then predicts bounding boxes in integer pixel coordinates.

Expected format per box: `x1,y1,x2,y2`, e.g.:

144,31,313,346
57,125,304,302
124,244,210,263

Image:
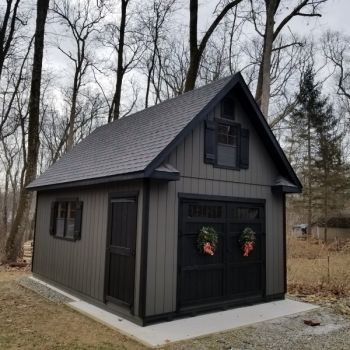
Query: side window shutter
240,128,249,169
74,201,83,240
49,202,57,235
205,120,216,164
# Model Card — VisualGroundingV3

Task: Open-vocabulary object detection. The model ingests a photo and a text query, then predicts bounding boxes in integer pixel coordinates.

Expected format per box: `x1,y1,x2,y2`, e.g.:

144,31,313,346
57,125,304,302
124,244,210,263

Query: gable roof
28,73,302,191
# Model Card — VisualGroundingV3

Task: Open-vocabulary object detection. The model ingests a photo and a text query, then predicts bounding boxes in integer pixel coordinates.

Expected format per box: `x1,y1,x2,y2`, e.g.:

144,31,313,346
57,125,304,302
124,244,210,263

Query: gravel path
17,276,73,304
166,307,350,350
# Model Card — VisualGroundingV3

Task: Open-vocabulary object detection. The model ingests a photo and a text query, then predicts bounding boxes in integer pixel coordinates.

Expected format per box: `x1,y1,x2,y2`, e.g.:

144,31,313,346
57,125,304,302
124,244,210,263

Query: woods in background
0,0,349,260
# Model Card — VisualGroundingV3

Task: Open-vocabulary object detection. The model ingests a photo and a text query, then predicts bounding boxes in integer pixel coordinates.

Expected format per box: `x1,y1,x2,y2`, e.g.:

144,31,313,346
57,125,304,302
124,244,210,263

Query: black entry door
178,198,265,310
105,196,137,309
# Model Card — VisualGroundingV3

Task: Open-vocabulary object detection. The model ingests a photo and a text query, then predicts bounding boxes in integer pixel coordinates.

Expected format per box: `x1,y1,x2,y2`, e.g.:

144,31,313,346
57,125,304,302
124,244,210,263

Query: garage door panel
180,269,224,305
227,263,262,296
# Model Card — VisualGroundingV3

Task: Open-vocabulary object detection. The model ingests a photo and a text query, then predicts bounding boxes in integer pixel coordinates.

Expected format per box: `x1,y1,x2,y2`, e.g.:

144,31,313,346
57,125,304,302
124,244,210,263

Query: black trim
150,171,180,181
178,192,266,204
138,179,150,318
31,192,39,272
272,185,301,193
283,193,287,294
28,171,145,191
104,191,139,313
144,293,285,325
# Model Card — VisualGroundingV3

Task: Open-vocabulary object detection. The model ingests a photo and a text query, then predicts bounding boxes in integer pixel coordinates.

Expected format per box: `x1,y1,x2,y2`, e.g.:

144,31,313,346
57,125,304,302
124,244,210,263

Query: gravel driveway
166,307,350,350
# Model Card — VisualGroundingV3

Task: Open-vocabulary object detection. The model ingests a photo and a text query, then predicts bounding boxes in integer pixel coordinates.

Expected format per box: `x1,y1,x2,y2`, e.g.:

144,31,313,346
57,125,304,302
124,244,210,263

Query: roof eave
27,171,145,191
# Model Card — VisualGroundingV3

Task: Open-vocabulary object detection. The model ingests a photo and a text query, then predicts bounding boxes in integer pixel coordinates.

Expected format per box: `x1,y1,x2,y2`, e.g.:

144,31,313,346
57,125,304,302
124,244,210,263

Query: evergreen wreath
197,226,218,256
238,227,256,257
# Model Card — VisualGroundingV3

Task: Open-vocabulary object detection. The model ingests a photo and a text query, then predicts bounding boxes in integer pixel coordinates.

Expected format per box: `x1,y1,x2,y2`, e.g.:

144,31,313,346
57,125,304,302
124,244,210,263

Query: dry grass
287,234,350,299
0,267,147,350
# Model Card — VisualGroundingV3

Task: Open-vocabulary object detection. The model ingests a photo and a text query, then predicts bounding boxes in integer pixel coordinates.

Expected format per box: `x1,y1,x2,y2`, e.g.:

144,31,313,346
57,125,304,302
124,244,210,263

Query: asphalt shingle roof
28,76,233,189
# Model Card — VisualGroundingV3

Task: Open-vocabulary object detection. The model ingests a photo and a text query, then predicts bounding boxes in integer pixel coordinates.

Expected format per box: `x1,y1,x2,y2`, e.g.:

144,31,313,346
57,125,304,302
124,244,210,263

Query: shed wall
146,101,284,317
33,181,143,315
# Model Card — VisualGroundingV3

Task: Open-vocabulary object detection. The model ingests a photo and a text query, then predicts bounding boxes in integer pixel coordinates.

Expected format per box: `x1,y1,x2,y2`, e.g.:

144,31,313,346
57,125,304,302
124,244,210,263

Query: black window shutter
49,202,57,235
74,201,83,240
240,128,250,169
205,120,216,164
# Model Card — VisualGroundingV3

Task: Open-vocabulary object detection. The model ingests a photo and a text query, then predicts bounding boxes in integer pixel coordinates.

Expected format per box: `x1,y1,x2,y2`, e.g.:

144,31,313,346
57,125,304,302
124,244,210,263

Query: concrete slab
30,278,319,348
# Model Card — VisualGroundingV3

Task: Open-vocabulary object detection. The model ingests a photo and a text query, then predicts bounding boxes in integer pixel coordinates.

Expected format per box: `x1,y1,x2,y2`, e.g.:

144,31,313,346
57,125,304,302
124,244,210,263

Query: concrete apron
29,277,318,348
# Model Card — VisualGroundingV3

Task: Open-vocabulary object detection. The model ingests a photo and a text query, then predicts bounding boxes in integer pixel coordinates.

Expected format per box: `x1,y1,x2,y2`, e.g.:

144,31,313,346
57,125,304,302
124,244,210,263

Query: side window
50,200,83,240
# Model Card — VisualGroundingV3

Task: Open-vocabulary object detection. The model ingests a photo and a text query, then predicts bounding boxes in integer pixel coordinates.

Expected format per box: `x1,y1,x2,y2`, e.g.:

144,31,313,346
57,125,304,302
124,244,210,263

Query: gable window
204,99,250,170
50,199,83,240
217,122,240,168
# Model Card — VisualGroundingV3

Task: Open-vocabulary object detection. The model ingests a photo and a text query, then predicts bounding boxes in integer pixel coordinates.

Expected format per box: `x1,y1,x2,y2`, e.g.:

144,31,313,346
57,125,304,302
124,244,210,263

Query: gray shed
28,73,302,325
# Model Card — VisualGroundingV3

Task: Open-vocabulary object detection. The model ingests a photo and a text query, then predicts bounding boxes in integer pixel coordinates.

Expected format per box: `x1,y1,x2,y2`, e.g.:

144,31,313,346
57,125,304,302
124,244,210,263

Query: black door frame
177,193,266,313
104,191,139,313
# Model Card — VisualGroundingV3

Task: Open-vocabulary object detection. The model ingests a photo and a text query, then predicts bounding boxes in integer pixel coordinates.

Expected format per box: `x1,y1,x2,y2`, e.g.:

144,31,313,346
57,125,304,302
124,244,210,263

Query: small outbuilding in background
28,73,302,325
312,216,350,241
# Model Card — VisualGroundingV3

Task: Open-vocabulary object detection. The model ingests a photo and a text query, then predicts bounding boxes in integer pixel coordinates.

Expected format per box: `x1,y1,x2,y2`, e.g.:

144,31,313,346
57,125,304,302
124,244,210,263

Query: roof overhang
28,164,180,191
271,176,301,194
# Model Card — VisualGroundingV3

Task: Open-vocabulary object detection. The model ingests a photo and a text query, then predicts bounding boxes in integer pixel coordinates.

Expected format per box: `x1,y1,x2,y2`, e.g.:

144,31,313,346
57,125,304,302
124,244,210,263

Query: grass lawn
0,268,146,350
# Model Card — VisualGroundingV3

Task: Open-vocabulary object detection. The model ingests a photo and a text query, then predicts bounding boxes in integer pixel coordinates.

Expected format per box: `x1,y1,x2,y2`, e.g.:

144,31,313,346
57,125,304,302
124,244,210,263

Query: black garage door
178,197,265,310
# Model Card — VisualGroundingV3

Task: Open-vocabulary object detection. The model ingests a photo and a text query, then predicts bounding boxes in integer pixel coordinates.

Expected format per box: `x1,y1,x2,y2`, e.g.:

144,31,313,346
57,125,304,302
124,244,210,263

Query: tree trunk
109,0,127,122
255,0,275,117
66,77,79,151
4,0,49,263
324,169,329,243
184,0,243,92
2,171,9,234
184,0,199,92
307,111,312,237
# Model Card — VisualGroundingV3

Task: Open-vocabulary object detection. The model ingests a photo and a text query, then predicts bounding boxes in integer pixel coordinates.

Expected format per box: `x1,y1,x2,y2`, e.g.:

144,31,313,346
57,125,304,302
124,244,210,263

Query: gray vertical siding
145,100,284,316
33,181,143,316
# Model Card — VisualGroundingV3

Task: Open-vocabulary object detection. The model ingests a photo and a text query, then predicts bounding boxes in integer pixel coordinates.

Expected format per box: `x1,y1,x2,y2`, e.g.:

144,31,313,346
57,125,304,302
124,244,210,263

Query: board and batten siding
33,181,144,316
145,100,284,317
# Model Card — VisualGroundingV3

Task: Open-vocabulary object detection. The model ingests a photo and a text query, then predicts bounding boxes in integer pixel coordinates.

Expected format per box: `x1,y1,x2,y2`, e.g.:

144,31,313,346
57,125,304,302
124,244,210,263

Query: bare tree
52,0,106,151
5,0,50,262
0,0,22,79
184,0,244,92
251,0,327,116
137,0,176,108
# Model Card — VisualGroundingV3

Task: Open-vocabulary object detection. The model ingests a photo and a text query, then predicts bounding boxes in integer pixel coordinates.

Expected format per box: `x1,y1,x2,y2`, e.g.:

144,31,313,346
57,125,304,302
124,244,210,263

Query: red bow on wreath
239,227,256,257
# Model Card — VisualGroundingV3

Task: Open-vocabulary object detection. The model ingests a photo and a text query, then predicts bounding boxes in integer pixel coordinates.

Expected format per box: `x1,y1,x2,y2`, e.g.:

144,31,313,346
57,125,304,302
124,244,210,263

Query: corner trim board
138,179,150,318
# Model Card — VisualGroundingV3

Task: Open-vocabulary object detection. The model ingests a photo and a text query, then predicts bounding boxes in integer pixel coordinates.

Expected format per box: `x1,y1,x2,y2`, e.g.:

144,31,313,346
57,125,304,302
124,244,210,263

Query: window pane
217,123,238,146
56,219,65,237
233,207,260,220
188,205,222,219
55,202,66,237
66,202,77,238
